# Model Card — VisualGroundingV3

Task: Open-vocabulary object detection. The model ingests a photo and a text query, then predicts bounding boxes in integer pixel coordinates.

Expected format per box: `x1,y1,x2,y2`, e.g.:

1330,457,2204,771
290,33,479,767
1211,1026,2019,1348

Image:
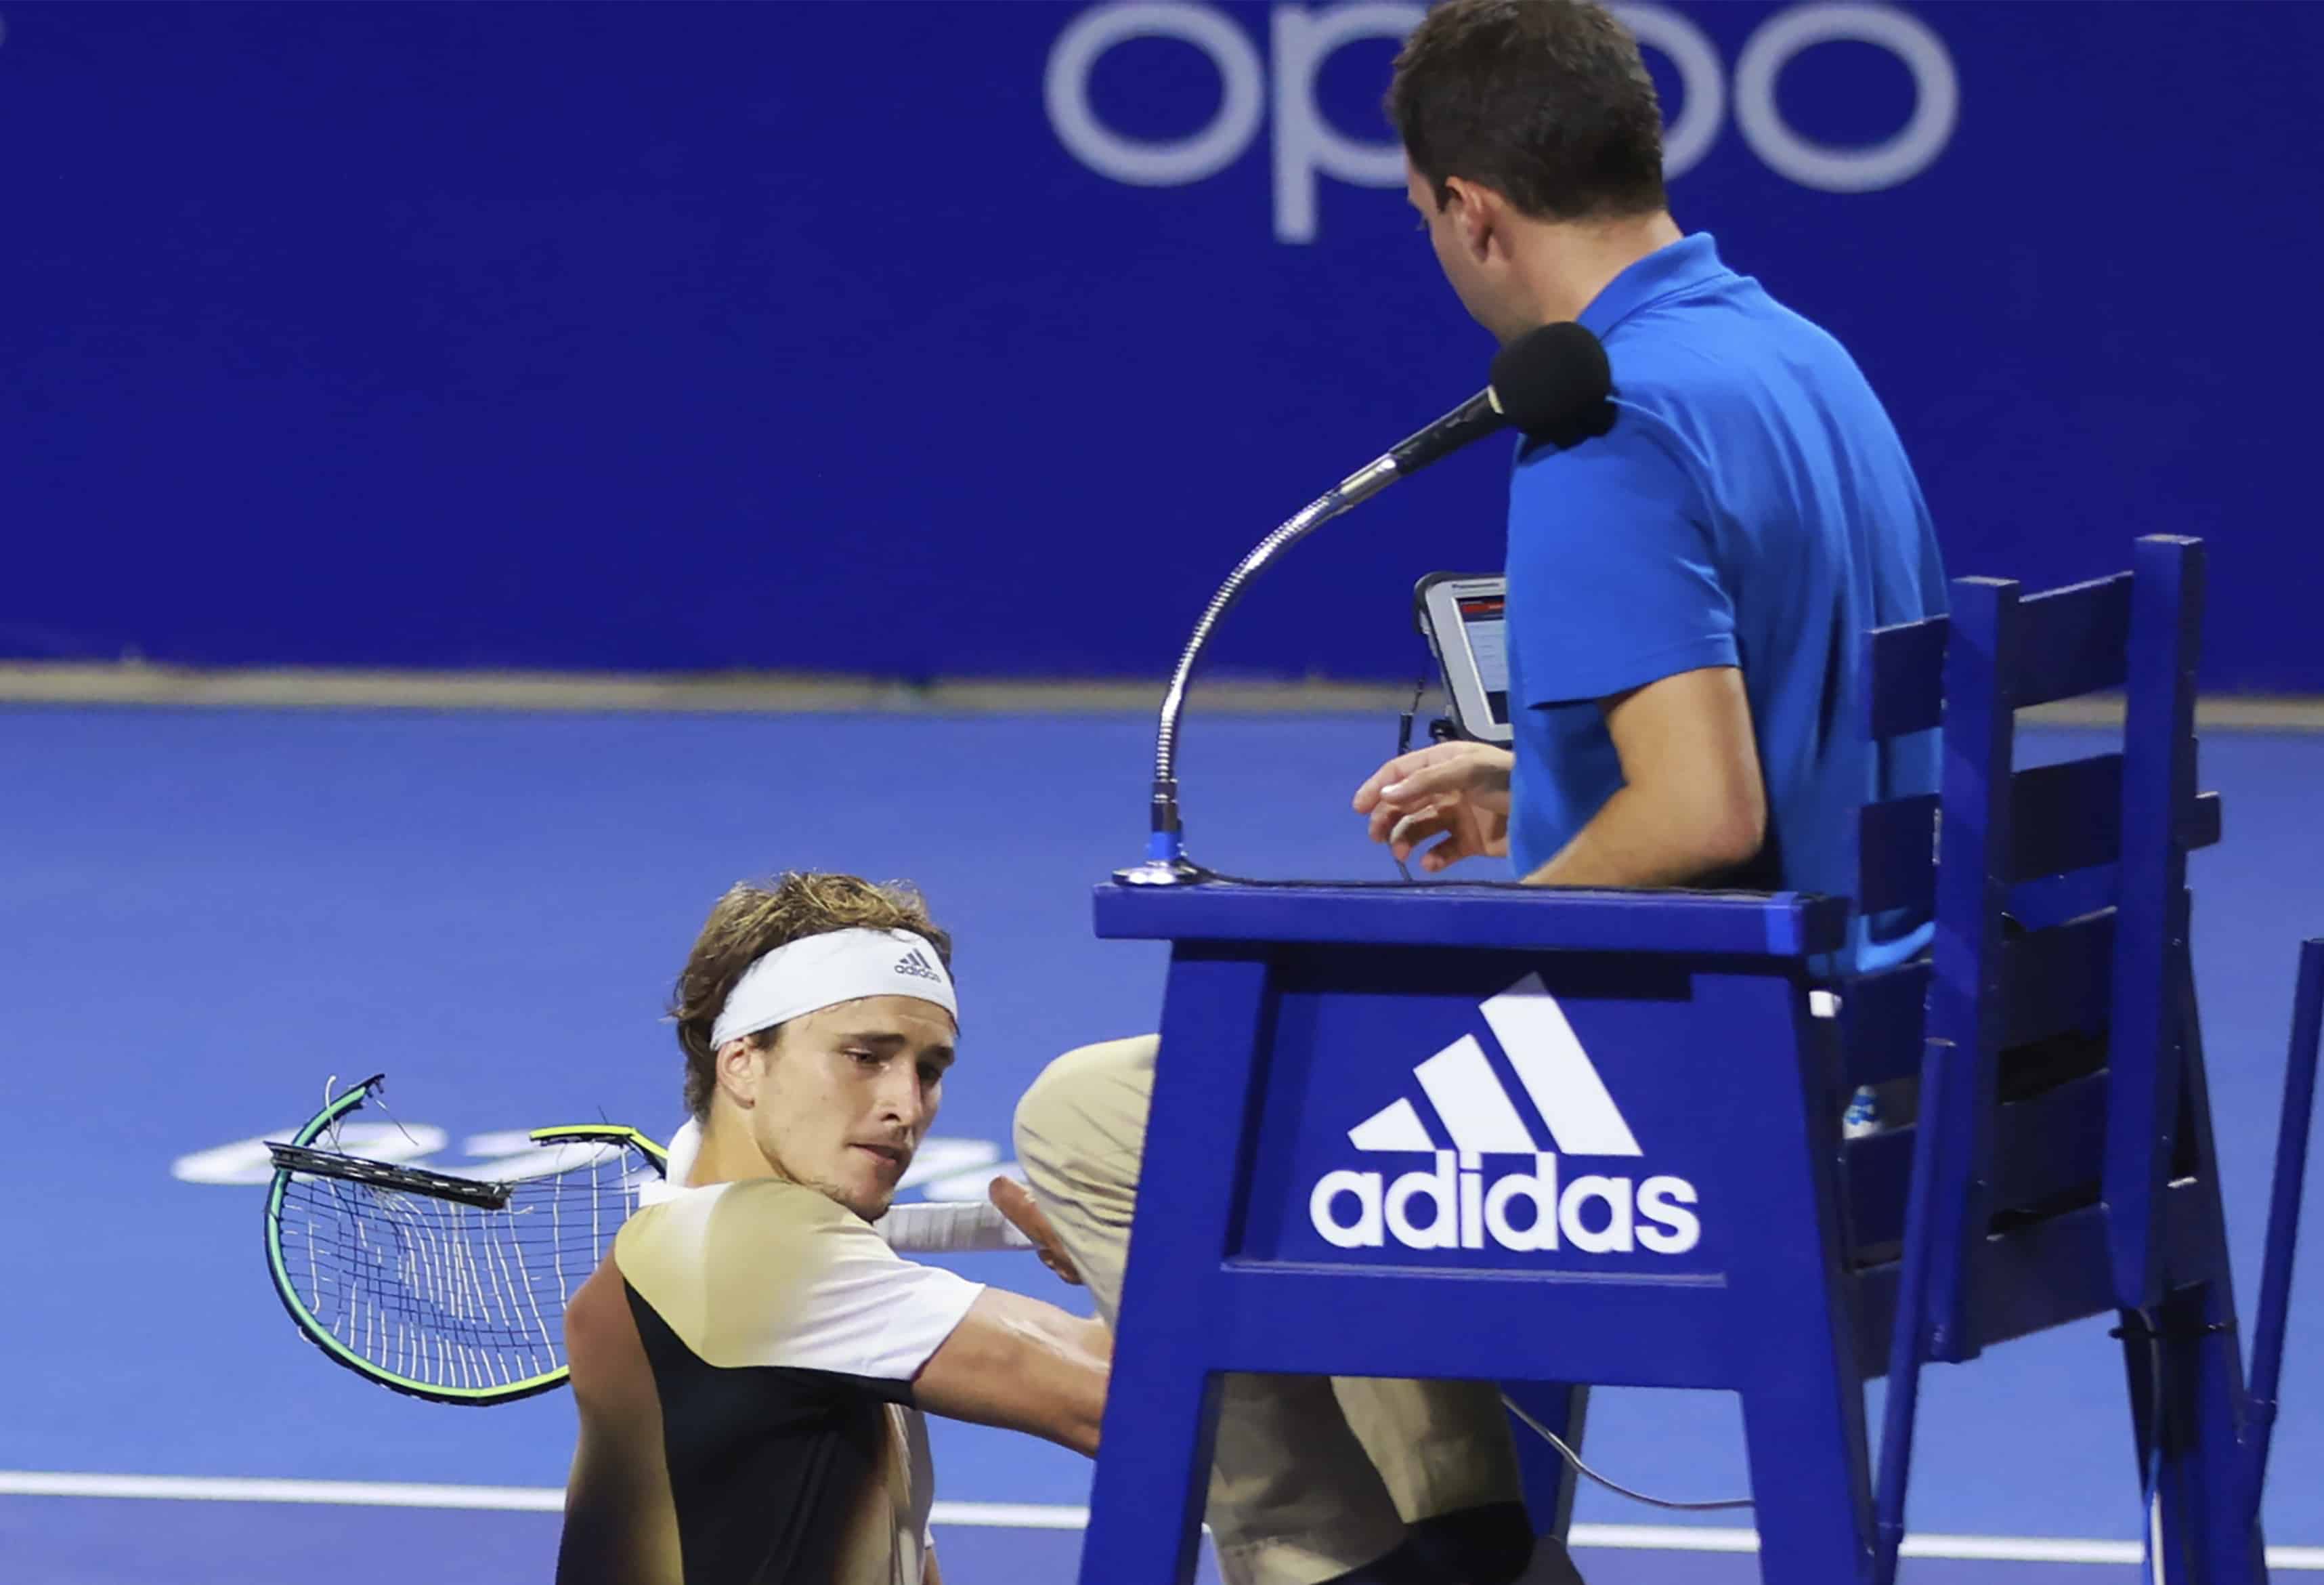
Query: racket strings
274,1145,646,1393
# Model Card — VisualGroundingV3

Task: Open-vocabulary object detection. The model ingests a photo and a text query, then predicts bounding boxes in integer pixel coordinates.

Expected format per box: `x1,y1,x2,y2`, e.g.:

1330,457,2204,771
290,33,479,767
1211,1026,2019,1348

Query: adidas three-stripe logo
894,948,943,984
1346,973,1641,1158
1308,973,1701,1257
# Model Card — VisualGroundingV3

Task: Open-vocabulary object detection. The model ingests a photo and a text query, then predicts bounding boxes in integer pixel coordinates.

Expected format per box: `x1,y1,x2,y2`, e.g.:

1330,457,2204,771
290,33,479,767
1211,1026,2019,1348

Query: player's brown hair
1386,0,1668,222
670,872,953,1120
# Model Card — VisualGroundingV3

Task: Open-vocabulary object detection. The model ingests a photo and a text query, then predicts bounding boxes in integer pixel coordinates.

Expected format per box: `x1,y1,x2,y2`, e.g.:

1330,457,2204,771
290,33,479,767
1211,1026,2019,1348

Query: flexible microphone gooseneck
1119,321,1614,886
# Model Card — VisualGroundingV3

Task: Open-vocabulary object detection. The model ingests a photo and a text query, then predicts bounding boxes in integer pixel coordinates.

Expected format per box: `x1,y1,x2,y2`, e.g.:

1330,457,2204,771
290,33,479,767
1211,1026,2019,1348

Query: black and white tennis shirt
556,1178,985,1585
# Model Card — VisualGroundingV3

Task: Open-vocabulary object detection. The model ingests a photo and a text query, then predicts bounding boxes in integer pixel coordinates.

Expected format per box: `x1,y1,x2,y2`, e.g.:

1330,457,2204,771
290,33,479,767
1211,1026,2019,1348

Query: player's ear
1442,176,1497,262
715,1036,765,1107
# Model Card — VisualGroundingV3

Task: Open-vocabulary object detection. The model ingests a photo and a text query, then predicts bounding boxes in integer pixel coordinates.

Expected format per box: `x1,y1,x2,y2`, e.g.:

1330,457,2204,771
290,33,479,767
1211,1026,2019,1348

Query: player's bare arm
913,1286,1112,1456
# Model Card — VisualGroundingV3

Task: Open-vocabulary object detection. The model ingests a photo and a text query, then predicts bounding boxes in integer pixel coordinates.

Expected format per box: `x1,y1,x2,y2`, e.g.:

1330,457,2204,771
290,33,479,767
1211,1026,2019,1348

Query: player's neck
1507,210,1683,328
691,1109,788,1187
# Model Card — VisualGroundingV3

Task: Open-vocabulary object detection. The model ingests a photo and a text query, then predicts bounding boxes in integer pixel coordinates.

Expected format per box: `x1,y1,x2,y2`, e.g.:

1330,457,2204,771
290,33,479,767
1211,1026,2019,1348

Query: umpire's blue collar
1578,231,1729,338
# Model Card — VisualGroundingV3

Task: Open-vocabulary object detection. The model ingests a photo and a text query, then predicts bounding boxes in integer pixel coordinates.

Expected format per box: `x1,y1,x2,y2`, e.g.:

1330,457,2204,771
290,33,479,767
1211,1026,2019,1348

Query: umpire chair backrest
1848,534,2220,1360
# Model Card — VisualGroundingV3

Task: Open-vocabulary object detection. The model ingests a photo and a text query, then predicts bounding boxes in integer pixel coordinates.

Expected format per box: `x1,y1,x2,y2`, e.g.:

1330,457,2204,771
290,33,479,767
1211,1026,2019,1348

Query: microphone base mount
1112,858,1205,888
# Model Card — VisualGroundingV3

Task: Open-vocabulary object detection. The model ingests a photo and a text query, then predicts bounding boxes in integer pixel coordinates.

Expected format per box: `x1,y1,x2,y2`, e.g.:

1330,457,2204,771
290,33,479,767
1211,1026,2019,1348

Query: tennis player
1016,5,1947,1585
555,872,1106,1585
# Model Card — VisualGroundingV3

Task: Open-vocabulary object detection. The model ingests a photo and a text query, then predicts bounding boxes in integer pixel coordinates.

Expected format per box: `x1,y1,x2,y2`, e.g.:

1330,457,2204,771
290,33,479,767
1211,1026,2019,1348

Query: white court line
0,1472,563,1511
1564,1523,2324,1567
937,1501,1094,1531
1,1472,2318,1567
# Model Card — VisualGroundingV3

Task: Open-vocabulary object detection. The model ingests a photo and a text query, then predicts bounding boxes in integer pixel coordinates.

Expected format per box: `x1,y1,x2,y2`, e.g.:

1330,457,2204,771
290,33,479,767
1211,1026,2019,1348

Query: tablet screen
1459,593,1510,728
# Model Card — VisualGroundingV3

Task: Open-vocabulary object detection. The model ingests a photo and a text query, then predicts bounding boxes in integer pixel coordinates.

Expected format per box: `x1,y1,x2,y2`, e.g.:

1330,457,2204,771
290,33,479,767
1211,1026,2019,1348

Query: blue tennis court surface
2,706,2317,1582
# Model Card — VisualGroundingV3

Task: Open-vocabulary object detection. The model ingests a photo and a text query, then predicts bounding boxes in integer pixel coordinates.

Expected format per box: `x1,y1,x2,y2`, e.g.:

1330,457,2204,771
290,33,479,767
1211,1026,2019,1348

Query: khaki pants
1014,1036,1541,1585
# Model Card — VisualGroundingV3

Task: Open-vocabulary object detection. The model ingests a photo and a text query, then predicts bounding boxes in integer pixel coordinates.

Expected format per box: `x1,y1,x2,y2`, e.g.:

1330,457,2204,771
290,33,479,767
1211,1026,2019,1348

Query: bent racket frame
262,1074,667,1406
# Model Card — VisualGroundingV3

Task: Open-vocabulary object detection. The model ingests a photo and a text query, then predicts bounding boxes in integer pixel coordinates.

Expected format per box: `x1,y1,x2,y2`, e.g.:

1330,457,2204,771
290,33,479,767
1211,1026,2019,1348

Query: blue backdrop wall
5,1,2319,688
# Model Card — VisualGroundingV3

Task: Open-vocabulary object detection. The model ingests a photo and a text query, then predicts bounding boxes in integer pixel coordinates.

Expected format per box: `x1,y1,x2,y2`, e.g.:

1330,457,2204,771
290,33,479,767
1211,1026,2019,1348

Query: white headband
708,927,957,1050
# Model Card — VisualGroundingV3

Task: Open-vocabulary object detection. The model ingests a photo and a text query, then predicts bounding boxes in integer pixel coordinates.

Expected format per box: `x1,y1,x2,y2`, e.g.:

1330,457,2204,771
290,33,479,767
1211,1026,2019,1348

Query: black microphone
1383,320,1614,482
1120,322,1612,885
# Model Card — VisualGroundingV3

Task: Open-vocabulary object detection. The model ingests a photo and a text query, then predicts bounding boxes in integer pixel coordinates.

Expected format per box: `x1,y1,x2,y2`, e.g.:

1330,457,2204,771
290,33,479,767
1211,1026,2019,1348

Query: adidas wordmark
1307,974,1701,1256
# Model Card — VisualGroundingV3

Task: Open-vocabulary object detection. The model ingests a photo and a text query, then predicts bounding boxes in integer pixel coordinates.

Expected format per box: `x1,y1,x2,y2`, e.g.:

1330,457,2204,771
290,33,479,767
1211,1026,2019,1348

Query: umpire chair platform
1077,536,2317,1585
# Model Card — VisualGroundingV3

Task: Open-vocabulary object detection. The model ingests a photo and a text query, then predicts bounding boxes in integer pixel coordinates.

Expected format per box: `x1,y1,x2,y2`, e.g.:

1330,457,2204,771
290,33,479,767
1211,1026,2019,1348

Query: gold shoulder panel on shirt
618,1179,886,1368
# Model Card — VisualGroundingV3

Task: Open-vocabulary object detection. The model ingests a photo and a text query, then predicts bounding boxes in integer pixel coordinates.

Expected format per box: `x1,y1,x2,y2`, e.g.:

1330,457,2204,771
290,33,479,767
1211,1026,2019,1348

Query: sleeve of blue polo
1505,410,1736,708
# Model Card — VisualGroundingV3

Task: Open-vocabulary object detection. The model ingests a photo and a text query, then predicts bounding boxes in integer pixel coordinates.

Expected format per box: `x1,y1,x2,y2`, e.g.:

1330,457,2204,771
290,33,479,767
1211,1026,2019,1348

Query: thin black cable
1391,676,1429,883
1503,1394,1752,1513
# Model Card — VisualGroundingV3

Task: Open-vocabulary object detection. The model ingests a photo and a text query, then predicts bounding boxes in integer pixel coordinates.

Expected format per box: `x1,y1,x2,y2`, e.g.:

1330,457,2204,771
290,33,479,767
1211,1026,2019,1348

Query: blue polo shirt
1503,232,1945,973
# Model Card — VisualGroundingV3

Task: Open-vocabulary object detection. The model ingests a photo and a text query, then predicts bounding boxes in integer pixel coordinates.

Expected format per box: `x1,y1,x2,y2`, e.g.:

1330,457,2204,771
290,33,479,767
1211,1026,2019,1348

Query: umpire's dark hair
1387,0,1668,222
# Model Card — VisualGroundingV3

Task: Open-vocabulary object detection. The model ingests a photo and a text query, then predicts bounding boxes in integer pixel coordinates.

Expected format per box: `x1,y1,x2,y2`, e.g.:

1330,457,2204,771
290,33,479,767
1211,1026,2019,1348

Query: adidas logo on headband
895,948,944,984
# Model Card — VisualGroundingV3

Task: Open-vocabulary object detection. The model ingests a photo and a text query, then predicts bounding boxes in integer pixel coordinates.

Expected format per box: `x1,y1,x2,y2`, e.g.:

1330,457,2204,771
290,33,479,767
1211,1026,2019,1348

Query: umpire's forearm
1522,781,1763,888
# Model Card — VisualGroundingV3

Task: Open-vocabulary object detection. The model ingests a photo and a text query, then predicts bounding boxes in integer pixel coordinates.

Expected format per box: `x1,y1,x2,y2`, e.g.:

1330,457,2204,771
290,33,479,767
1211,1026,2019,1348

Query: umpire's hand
1353,741,1514,873
991,1177,1084,1286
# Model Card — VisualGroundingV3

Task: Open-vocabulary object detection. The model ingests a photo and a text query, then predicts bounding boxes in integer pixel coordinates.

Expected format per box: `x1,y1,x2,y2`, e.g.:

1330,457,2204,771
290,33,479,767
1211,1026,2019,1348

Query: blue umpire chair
1079,534,2317,1585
